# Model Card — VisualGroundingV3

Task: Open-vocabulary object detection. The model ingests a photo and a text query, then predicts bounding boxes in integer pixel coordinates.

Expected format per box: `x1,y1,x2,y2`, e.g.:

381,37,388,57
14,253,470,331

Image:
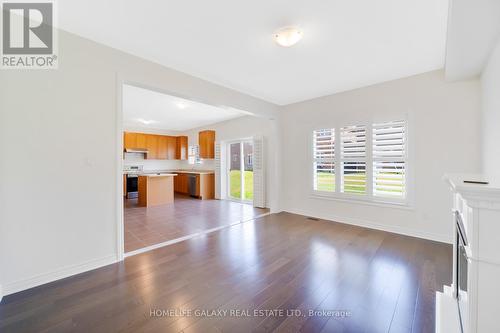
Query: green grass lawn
315,172,404,195
230,170,253,200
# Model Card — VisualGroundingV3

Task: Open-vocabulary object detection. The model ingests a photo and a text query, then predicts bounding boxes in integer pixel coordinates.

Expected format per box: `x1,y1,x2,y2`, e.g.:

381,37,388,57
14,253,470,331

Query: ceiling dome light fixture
274,26,303,47
136,118,157,125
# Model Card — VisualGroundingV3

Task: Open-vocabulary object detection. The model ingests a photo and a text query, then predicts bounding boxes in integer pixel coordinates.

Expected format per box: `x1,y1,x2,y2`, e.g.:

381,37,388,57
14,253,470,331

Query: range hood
124,148,149,153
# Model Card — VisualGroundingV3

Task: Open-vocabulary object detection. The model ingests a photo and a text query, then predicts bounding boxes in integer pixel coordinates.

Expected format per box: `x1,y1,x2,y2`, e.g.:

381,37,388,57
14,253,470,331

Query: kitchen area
122,130,221,254
121,84,268,255
123,130,216,206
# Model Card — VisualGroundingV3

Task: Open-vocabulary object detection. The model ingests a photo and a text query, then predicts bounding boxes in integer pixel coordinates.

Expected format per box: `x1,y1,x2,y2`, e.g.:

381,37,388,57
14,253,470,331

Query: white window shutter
252,136,265,208
372,120,406,198
340,125,367,194
313,129,335,192
214,142,221,199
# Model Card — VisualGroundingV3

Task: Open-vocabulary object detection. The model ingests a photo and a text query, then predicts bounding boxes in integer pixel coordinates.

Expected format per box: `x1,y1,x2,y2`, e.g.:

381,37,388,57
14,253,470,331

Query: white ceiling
445,0,500,81
58,0,449,105
122,84,247,131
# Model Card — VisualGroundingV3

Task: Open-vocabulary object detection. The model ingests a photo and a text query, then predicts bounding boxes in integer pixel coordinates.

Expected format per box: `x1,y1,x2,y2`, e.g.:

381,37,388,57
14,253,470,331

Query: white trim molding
2,254,118,297
285,208,452,244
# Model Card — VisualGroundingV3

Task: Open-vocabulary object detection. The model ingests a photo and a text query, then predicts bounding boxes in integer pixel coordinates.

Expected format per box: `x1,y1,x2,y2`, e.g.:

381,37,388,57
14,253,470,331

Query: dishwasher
188,174,197,197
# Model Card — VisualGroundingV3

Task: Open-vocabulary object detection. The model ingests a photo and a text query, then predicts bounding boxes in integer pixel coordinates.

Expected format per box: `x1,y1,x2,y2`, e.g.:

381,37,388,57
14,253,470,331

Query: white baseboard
284,209,452,244
3,254,118,297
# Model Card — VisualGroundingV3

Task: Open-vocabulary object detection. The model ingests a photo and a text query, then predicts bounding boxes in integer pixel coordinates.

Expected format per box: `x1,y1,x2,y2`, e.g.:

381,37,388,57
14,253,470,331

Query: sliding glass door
228,140,253,202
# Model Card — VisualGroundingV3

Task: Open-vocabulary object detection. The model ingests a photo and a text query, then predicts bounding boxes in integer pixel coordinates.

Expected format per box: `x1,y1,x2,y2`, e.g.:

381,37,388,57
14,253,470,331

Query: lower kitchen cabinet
174,173,189,194
173,172,214,199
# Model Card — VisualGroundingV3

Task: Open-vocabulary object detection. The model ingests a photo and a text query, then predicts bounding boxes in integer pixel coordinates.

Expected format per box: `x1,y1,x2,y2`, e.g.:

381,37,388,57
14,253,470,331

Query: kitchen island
137,173,177,207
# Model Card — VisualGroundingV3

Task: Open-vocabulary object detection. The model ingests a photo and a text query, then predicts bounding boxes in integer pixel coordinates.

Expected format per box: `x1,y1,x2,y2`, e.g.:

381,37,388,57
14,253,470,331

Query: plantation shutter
313,129,335,192
252,136,265,208
372,120,406,198
340,125,366,194
214,142,221,199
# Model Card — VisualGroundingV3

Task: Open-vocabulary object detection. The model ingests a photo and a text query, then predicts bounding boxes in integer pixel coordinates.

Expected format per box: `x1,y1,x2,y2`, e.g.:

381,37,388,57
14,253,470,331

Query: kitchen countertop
138,173,177,177
124,169,215,175
172,170,215,175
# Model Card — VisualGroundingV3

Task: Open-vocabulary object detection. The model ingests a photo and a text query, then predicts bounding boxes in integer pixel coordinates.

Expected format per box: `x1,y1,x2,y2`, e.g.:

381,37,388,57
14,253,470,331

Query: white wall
481,39,500,183
182,115,279,209
0,28,482,297
280,70,480,243
0,29,278,295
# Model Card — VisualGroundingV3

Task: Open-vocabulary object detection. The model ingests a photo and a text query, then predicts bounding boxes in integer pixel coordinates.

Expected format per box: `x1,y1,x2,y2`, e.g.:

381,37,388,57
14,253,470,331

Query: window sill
310,192,414,210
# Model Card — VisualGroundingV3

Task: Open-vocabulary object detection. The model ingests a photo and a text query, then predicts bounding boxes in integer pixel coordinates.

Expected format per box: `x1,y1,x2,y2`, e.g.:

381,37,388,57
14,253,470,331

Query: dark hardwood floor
0,212,452,333
124,194,269,252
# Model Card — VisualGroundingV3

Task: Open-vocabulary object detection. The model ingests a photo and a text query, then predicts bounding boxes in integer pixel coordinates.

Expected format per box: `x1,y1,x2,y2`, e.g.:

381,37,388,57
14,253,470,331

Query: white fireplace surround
437,174,500,333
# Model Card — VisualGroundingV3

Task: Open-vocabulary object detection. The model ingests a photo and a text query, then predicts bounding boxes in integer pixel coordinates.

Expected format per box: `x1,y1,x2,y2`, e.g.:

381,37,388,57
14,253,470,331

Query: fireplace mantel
438,173,500,333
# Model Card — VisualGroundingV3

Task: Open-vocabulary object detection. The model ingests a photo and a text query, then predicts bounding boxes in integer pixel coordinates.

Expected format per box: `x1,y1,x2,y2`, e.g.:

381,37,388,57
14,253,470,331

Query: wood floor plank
0,212,452,333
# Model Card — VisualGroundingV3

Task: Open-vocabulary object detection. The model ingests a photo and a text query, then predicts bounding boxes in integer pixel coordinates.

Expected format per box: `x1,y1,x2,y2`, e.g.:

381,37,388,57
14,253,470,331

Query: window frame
312,129,336,193
311,118,411,208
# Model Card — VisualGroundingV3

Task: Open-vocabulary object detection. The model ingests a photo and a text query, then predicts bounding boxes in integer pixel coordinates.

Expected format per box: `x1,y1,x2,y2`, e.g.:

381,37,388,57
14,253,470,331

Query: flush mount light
274,26,303,47
176,101,188,109
136,118,157,125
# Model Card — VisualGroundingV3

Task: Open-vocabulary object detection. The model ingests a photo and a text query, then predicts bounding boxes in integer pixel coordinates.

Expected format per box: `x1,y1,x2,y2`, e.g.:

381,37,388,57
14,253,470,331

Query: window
188,145,201,164
312,120,407,203
340,125,366,194
372,120,406,198
313,129,335,192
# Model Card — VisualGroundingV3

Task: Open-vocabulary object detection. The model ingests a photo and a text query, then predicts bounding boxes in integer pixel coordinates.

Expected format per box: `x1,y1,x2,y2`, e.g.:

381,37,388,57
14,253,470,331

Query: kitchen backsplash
123,157,182,171
123,155,215,171
179,159,216,170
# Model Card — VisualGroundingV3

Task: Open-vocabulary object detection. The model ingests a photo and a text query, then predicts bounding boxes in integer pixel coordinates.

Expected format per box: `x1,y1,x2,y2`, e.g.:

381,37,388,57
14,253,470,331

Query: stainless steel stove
124,165,143,198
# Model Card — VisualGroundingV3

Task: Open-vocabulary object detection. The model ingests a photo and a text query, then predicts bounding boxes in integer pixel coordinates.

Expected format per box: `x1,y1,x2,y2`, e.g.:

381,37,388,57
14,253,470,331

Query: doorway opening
118,82,269,258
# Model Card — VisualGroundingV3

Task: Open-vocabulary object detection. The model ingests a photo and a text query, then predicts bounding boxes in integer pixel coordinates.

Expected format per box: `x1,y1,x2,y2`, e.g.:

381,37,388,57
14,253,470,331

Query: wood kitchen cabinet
174,173,189,194
146,134,159,159
157,135,168,159
123,132,136,149
199,130,215,159
123,174,127,197
167,136,177,160
176,136,188,160
135,133,147,149
173,172,215,199
123,132,147,150
199,173,215,199
124,132,191,160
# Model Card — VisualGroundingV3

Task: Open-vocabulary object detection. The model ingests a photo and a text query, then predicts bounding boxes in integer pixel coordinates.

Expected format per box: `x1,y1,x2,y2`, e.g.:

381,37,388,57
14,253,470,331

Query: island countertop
138,174,176,207
173,170,214,175
138,173,177,177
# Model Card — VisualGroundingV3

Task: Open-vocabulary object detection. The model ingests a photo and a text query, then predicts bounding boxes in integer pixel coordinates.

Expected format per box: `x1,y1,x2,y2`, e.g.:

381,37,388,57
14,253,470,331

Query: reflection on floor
124,194,269,252
0,212,452,332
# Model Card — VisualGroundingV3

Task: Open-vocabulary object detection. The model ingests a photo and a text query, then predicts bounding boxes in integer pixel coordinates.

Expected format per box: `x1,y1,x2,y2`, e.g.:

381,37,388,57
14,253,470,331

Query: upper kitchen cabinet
157,135,168,159
146,134,159,159
124,132,190,160
176,136,188,160
124,132,148,149
135,133,147,149
199,130,215,159
167,136,177,160
124,132,137,149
